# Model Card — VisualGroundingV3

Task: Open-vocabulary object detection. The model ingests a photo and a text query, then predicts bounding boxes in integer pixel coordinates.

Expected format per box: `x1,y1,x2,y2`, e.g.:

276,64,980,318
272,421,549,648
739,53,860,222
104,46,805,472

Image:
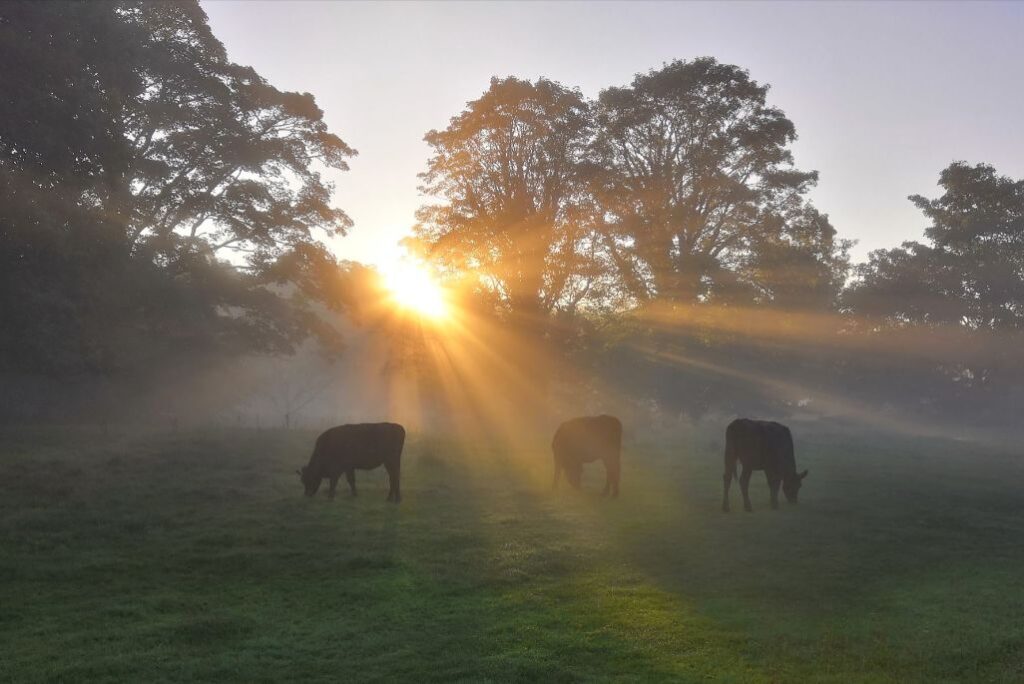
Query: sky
202,0,1024,269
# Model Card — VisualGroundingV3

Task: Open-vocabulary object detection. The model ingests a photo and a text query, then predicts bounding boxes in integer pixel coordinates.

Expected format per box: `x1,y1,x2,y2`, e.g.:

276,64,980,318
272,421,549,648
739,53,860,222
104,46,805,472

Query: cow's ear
799,470,809,480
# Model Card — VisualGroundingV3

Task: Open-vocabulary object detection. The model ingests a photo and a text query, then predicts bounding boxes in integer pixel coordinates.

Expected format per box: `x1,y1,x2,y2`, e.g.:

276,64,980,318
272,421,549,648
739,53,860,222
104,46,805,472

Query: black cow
722,418,807,512
298,422,405,502
552,415,622,497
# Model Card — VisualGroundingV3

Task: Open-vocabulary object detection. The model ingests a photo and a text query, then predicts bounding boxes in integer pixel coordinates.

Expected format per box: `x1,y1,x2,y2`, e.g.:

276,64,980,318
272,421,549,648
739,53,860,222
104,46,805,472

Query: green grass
1,424,1023,682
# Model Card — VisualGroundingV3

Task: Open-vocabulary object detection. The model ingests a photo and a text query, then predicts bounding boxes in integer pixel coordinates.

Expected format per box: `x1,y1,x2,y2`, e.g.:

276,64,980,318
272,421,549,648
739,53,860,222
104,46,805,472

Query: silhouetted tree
591,58,849,307
408,77,599,326
848,162,1024,330
115,3,354,264
842,162,1024,419
0,1,355,377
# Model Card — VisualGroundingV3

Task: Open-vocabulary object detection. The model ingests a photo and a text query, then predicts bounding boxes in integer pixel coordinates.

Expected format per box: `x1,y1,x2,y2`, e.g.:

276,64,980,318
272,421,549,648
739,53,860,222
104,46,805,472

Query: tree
115,2,354,265
591,58,848,307
409,77,597,325
0,1,356,377
848,162,1024,330
841,162,1024,419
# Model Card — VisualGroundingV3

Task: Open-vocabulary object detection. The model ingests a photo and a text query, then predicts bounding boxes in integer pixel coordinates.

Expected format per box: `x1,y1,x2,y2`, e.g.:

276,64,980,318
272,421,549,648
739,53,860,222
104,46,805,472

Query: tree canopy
409,77,600,323
591,58,849,308
410,59,852,326
0,0,356,375
847,162,1024,331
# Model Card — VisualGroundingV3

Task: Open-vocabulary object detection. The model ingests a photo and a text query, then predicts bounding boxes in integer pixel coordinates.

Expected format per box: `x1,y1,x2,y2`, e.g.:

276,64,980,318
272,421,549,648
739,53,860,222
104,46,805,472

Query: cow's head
297,466,321,497
782,469,808,503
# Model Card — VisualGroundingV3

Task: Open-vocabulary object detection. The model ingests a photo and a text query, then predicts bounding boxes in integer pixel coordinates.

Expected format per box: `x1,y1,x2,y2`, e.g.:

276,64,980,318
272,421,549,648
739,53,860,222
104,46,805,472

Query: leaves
591,57,842,306
412,61,851,322
849,163,1024,332
411,76,599,321
0,1,355,375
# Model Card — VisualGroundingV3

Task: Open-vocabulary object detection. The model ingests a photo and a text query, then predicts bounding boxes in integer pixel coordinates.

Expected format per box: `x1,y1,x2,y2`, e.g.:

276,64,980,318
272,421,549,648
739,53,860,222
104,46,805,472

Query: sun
381,261,449,319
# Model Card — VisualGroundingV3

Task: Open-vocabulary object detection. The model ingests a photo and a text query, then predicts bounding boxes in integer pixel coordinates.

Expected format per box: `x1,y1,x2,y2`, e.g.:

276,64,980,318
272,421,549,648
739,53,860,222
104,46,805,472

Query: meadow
1,423,1022,682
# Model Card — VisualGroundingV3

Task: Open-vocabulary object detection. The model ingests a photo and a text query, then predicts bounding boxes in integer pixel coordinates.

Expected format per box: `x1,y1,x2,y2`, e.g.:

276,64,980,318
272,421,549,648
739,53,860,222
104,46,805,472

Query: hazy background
203,0,1024,268
4,0,1024,435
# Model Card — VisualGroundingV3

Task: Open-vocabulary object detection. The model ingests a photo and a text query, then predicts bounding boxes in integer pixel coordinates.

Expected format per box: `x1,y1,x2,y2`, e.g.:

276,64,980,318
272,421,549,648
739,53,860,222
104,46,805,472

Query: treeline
410,65,848,318
2,1,1022,427
407,66,1024,426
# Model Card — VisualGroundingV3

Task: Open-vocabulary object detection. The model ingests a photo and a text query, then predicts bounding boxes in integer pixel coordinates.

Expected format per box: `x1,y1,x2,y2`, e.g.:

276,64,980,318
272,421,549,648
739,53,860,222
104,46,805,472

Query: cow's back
314,422,406,470
764,421,795,470
726,418,792,471
553,415,622,463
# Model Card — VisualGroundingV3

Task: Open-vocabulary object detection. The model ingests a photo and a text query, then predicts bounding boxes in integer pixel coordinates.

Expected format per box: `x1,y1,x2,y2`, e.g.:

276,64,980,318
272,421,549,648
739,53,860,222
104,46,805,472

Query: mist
3,2,1024,682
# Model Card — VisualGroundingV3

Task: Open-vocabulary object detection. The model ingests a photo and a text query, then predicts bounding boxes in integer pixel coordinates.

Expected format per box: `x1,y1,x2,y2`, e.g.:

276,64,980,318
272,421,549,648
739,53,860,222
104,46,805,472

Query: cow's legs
739,466,753,512
605,456,620,498
346,469,357,497
722,469,733,512
767,473,781,510
327,475,339,500
552,461,561,490
384,460,401,503
569,464,582,490
602,460,611,496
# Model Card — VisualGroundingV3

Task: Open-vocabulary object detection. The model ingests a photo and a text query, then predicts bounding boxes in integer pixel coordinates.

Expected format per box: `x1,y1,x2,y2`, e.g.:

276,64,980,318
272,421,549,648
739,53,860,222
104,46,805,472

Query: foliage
591,58,850,306
848,162,1024,330
0,1,355,375
411,61,852,320
410,77,601,323
839,163,1024,414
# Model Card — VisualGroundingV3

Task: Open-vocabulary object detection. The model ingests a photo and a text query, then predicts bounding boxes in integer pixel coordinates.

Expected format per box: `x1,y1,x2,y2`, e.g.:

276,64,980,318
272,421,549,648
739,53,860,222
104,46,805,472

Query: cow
722,418,807,513
552,415,622,497
297,422,405,503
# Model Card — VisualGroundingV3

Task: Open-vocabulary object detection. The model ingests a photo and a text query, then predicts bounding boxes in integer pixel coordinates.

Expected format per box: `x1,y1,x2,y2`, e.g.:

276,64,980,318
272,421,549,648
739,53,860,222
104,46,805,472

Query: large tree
591,57,848,307
0,1,355,375
116,3,354,265
409,77,599,324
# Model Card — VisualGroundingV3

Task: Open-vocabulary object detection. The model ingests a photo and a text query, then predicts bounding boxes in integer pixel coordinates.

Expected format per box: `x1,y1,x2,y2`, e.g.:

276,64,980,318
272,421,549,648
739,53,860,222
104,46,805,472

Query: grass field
1,423,1023,682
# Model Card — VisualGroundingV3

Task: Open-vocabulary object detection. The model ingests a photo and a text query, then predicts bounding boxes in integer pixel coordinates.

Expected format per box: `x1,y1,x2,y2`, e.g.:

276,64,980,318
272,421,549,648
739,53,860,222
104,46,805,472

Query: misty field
1,425,1022,683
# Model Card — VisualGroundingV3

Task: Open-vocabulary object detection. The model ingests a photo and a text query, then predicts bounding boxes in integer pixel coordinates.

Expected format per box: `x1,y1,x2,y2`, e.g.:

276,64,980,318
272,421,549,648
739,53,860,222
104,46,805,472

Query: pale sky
202,0,1024,269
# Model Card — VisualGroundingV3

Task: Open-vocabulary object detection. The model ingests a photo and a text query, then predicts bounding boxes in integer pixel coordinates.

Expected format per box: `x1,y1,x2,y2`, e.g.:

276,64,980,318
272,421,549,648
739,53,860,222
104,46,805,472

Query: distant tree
0,1,355,376
847,162,1024,330
408,77,598,325
841,162,1024,419
591,58,849,307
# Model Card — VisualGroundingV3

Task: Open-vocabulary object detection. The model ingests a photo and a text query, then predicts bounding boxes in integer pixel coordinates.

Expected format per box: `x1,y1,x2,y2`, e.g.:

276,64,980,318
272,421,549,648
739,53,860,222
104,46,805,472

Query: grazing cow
298,423,405,503
722,418,807,512
552,415,623,497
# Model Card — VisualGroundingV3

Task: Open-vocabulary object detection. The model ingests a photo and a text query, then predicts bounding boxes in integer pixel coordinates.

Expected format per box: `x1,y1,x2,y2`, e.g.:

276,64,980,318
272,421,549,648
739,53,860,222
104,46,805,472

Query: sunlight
381,260,450,319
